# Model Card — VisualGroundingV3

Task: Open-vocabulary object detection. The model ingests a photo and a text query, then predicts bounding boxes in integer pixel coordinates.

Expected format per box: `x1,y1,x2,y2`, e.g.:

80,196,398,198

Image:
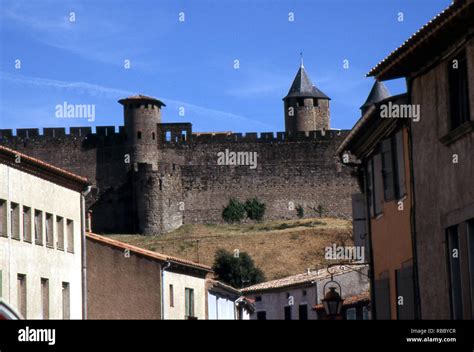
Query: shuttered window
367,161,374,218
447,225,463,319
448,51,470,130
373,154,383,216
352,193,368,259
394,131,406,198
374,276,391,319
381,139,395,201
396,266,416,319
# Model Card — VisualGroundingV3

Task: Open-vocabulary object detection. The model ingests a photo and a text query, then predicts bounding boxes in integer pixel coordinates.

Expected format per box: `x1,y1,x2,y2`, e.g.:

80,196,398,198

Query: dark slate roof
360,81,391,110
118,94,166,107
284,65,330,100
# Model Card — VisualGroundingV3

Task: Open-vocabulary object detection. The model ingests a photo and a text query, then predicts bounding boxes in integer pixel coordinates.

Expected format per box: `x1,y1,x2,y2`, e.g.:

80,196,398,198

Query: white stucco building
0,146,90,319
206,279,241,320
162,269,209,320
242,265,370,320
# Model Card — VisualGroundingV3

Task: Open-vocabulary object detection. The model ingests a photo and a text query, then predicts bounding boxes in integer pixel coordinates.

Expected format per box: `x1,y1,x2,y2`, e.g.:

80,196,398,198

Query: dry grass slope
107,217,353,281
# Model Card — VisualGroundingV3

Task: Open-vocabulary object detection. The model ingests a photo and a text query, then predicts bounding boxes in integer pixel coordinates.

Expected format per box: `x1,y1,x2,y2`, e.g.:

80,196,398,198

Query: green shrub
296,204,304,218
222,198,246,223
244,198,266,221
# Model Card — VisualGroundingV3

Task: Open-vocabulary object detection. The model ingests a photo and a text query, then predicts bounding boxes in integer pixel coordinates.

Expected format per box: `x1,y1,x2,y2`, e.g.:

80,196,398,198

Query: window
0,199,6,237
56,216,64,250
363,306,370,320
137,131,142,139
447,225,463,319
302,290,307,296
284,306,292,320
23,206,32,242
185,288,194,319
374,274,391,319
367,153,383,218
467,220,474,319
448,51,470,131
169,284,174,307
10,202,20,240
34,210,43,245
299,304,308,320
66,219,74,253
62,282,70,320
381,138,395,201
256,311,266,320
41,278,49,320
346,307,357,320
17,274,26,318
297,98,305,107
152,132,156,140
165,131,171,142
255,296,262,302
396,265,416,319
45,213,53,247
394,131,406,198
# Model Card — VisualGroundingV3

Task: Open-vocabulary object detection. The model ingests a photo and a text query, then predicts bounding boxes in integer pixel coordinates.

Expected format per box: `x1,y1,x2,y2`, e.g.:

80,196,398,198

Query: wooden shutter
381,139,394,201
352,193,368,260
374,277,391,320
367,161,374,218
373,154,383,216
395,131,406,198
396,266,416,319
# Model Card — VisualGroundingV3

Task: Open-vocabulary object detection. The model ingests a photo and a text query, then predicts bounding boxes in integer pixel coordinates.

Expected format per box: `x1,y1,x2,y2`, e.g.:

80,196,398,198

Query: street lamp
322,280,344,318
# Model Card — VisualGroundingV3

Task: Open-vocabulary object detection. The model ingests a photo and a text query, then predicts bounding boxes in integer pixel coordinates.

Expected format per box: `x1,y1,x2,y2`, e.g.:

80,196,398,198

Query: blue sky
0,0,450,133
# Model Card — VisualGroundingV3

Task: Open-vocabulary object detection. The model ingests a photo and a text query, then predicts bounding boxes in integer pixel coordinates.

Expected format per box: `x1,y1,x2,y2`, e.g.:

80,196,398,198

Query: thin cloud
0,72,273,129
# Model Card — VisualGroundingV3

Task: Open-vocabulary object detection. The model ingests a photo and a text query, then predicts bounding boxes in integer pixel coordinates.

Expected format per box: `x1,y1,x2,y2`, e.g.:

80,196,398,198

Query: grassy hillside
107,217,353,281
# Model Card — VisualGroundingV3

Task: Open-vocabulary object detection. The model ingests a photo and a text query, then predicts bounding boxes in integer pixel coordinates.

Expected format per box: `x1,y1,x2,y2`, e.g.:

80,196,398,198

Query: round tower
283,62,330,133
118,94,165,165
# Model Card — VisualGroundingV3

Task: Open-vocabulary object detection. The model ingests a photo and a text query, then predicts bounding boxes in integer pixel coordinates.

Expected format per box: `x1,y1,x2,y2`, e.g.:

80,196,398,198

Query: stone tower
360,80,391,115
118,94,165,165
283,62,330,133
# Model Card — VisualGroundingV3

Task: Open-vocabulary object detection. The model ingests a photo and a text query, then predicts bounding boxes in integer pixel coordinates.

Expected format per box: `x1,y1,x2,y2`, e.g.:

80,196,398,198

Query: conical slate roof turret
284,63,330,100
360,81,390,114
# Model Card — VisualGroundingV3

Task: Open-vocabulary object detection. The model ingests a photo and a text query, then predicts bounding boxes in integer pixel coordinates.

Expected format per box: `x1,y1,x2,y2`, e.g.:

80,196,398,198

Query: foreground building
340,0,473,319
337,86,417,319
86,233,212,319
241,265,370,320
0,145,90,319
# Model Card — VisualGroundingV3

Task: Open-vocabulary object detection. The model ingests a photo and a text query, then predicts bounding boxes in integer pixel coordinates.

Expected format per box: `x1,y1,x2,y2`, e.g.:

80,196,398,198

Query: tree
296,204,304,219
212,249,265,288
244,198,266,221
222,198,246,223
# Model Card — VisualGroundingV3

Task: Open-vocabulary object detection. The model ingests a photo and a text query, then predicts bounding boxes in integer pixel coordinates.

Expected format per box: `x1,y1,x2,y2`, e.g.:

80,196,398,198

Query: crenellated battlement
0,126,126,140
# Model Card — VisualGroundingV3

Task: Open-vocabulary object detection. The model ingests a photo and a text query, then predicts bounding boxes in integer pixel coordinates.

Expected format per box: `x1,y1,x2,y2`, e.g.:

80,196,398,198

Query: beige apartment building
0,145,90,319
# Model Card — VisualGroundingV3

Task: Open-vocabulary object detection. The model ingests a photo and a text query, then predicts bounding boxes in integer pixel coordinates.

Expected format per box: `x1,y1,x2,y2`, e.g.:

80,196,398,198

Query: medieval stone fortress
0,62,358,235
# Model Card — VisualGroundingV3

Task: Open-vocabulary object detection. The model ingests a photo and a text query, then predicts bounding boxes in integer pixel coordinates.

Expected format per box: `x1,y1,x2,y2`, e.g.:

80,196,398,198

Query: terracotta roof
0,145,89,188
241,264,368,293
367,1,472,80
86,232,212,272
207,279,241,295
313,291,370,310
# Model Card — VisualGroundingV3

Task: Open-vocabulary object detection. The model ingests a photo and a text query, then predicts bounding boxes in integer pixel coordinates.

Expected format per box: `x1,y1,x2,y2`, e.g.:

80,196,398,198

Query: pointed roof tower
283,60,330,100
360,81,391,114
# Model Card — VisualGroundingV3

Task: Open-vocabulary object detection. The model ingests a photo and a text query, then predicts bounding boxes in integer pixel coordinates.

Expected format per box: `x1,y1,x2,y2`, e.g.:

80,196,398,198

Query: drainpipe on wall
81,185,92,320
160,262,171,320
